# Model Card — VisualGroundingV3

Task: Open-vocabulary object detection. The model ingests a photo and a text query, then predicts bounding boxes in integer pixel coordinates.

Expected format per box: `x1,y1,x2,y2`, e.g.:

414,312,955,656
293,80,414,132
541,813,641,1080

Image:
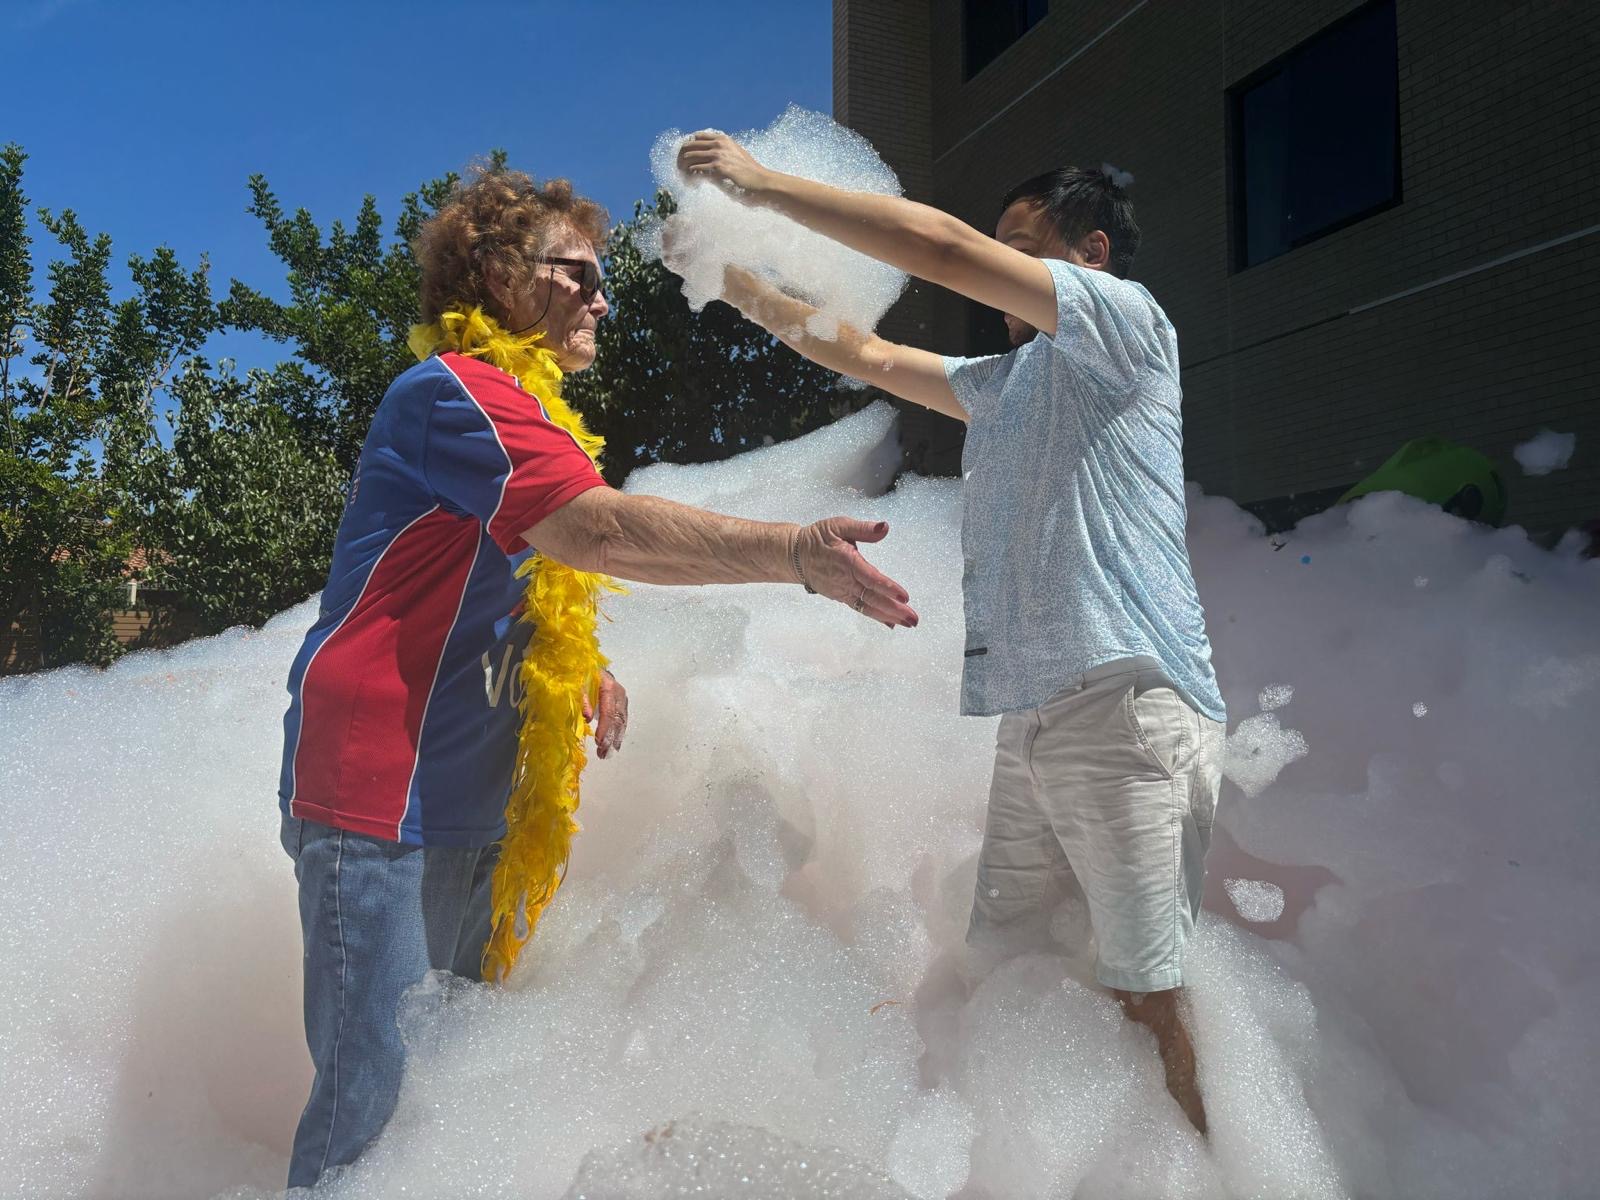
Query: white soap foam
1225,878,1287,923
1512,428,1576,475
1223,711,1310,797
4,410,1599,1199
648,105,908,337
1258,683,1295,711
563,1119,918,1199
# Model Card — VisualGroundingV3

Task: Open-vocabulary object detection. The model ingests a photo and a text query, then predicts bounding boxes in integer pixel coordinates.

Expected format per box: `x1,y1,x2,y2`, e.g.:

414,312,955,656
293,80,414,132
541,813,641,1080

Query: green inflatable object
1339,437,1507,526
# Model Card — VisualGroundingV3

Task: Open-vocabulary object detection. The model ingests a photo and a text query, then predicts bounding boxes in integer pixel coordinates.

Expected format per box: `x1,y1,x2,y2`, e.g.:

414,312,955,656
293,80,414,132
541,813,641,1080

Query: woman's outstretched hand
796,518,919,629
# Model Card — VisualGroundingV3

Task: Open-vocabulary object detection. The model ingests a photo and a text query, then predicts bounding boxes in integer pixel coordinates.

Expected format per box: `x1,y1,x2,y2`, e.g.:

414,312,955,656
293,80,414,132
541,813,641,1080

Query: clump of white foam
4,410,1599,1199
648,105,907,336
1101,162,1136,188
1258,683,1294,710
1223,712,1309,796
1225,878,1286,923
1512,428,1576,475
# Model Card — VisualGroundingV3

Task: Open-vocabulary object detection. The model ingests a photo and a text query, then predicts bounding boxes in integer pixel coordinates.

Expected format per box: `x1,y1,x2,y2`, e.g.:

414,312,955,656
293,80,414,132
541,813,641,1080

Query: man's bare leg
1115,987,1207,1136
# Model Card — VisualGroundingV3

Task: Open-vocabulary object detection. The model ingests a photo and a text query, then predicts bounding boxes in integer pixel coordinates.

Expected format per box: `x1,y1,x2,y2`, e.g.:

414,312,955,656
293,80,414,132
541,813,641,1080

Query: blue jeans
280,815,499,1189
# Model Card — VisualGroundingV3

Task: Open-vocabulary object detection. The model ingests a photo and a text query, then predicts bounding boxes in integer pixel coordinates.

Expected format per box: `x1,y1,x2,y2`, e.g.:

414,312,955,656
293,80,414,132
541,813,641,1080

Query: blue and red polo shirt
278,352,608,847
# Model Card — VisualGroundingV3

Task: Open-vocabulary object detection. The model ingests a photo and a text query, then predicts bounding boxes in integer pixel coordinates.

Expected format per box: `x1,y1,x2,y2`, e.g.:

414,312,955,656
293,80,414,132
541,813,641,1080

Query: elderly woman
275,164,917,1188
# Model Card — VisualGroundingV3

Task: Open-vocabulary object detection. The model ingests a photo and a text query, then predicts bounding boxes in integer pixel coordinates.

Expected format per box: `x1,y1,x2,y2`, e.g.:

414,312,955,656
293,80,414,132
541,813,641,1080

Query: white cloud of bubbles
1513,428,1576,476
4,404,1599,1199
642,106,908,340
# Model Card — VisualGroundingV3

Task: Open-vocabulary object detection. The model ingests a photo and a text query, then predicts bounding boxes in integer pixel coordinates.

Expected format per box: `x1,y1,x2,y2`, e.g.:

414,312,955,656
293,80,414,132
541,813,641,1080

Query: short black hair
1000,166,1141,278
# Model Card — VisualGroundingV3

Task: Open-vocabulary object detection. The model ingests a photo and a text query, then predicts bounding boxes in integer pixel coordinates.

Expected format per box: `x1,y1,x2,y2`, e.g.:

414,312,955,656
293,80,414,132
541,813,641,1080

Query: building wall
2,600,202,676
835,0,1600,535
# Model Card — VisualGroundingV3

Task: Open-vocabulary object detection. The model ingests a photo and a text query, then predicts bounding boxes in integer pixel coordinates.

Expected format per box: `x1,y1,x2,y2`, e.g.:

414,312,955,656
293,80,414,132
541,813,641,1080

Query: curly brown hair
414,163,609,324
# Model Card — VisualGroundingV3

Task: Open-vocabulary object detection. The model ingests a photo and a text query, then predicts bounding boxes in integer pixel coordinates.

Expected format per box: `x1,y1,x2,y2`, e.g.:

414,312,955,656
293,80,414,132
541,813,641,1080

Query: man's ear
1078,230,1112,271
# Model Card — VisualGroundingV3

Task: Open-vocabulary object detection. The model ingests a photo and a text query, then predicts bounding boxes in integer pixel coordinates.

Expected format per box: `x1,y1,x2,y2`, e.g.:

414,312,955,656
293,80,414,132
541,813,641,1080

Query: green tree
0,144,215,667
119,162,475,639
223,163,468,471
131,362,345,632
566,192,865,485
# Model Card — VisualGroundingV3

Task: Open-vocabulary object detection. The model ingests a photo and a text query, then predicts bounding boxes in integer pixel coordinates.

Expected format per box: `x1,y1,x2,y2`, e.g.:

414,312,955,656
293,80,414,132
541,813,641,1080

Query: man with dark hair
1002,165,1142,280
674,135,1226,1135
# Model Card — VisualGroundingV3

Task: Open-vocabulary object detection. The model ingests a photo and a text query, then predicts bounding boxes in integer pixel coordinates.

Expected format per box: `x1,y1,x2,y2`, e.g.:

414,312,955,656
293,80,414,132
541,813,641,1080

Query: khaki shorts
967,660,1226,993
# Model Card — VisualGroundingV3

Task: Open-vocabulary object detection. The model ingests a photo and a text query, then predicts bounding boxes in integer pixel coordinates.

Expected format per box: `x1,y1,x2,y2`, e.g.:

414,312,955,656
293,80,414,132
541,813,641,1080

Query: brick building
834,0,1598,535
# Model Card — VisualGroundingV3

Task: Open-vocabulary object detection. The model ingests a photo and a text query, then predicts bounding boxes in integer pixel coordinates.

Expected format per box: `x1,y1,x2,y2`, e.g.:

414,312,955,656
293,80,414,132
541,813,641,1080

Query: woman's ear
482,263,510,316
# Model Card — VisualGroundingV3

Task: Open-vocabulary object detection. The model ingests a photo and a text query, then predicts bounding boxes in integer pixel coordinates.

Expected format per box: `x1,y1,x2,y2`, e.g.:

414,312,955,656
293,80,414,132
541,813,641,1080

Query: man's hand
677,131,773,198
583,670,629,759
796,518,919,628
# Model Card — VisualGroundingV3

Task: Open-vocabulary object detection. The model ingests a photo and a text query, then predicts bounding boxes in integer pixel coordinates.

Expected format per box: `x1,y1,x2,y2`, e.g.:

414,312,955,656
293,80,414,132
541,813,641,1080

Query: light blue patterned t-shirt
942,259,1225,721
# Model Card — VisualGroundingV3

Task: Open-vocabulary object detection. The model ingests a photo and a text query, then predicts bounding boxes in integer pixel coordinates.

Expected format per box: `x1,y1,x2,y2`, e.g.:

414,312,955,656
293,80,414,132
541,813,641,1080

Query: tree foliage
223,160,472,471
131,363,345,632
129,162,469,634
0,143,217,666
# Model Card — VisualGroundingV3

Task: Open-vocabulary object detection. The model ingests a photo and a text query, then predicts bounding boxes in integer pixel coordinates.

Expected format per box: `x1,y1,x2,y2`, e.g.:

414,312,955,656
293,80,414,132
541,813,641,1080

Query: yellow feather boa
408,307,622,983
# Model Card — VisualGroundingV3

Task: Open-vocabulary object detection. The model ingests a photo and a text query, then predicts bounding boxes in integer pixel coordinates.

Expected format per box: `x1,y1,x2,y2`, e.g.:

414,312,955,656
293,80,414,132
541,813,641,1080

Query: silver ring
853,588,867,613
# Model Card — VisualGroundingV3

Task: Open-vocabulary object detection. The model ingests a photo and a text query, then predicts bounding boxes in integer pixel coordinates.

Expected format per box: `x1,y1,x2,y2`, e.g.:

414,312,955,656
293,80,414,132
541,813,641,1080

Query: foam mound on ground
646,105,907,336
3,403,1598,1199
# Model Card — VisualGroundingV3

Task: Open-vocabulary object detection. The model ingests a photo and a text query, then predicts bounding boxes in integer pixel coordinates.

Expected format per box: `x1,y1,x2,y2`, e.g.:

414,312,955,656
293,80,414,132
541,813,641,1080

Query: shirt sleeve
941,352,1014,422
425,356,608,554
1038,259,1165,390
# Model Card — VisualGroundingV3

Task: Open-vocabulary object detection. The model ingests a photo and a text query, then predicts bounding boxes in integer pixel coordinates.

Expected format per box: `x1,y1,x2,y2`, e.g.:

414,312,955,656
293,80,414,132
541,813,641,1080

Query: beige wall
835,0,1600,535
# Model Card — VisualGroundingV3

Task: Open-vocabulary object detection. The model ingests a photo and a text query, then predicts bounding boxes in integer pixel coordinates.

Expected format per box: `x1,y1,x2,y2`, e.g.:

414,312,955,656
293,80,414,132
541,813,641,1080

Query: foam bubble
1223,712,1310,797
1259,683,1295,711
1512,428,1576,475
649,106,907,336
1225,878,1287,923
885,1088,975,1199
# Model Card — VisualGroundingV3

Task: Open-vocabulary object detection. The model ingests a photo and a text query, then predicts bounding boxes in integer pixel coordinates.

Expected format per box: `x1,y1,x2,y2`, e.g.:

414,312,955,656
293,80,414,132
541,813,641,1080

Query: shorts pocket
1126,681,1186,780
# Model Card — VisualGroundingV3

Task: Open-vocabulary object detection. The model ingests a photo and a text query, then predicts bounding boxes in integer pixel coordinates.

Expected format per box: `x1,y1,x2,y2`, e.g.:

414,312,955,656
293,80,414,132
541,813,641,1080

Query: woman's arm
522,487,919,628
677,131,1058,337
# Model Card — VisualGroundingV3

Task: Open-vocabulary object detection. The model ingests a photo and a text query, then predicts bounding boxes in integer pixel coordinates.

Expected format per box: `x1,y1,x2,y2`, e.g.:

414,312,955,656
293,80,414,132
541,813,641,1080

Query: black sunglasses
544,256,603,303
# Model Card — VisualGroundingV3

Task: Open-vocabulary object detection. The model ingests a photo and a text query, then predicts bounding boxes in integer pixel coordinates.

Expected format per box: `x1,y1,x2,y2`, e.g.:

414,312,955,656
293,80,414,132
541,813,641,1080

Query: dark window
964,0,1048,79
1230,0,1400,269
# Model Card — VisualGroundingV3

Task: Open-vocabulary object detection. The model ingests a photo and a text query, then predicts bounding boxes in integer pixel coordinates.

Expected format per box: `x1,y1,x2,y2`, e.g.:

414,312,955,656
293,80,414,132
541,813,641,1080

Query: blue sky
7,0,830,369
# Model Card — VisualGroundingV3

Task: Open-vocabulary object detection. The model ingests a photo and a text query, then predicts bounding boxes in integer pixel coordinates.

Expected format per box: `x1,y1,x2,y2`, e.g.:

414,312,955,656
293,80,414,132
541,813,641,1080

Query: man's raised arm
677,131,1058,337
